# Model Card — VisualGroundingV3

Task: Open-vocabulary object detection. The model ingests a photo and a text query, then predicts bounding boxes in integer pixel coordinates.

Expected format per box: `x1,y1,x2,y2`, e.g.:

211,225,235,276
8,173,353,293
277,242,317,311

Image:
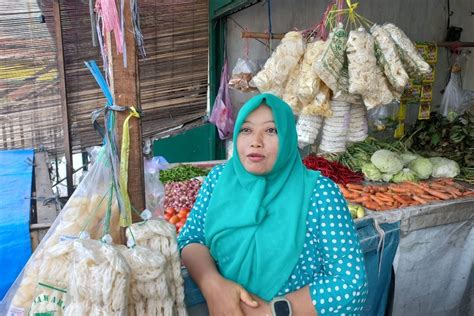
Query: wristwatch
270,297,292,316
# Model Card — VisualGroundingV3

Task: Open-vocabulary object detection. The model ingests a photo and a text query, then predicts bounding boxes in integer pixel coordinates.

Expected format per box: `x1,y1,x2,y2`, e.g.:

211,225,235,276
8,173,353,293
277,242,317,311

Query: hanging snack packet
127,219,187,316
121,245,170,316
301,82,333,117
314,23,347,93
295,40,325,104
228,58,258,92
382,23,431,78
371,24,409,93
28,240,74,316
346,28,394,110
282,59,304,114
318,100,351,153
347,101,368,143
4,147,122,315
296,115,323,149
65,239,130,315
251,31,306,97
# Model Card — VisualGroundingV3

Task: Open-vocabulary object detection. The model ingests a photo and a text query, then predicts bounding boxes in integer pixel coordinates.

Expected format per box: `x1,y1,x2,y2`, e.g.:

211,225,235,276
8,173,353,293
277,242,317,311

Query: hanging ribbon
119,106,140,227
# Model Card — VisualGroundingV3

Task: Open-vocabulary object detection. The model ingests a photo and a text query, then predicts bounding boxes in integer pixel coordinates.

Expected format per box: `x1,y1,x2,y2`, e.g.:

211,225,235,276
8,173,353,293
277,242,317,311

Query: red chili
302,155,364,185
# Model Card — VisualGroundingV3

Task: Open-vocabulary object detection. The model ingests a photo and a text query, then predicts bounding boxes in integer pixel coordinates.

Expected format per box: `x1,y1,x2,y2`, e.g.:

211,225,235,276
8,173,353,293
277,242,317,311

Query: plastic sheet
0,149,34,301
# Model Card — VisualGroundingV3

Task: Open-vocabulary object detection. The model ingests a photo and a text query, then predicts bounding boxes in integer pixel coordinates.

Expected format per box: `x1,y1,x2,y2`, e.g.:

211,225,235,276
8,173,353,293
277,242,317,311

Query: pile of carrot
338,178,474,211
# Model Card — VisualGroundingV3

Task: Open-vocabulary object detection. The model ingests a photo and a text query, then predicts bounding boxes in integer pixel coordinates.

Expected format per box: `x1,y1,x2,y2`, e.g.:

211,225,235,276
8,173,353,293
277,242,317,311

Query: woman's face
236,105,279,175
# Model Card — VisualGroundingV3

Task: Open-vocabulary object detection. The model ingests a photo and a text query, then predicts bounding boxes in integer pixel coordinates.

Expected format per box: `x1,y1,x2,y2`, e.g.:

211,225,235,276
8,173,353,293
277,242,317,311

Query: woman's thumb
240,289,258,307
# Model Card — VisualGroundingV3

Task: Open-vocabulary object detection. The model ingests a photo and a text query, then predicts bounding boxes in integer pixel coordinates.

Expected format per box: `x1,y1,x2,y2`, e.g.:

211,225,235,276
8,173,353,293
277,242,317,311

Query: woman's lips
247,153,265,162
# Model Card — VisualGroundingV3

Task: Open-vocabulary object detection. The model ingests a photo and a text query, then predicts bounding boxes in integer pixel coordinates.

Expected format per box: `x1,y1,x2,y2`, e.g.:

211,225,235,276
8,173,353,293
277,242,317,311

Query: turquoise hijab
205,93,320,300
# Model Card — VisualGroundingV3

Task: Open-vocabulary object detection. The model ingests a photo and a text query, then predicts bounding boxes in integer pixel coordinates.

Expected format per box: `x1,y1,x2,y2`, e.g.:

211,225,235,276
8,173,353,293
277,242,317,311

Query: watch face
274,300,291,316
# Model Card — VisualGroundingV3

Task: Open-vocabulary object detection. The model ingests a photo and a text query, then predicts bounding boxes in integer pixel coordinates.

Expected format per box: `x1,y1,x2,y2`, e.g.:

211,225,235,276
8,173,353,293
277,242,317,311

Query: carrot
388,186,411,194
419,187,451,200
370,195,387,206
343,191,362,199
347,183,365,191
412,195,428,204
419,194,439,201
375,193,395,203
462,191,474,196
351,196,370,203
338,185,353,196
392,194,411,205
363,202,382,211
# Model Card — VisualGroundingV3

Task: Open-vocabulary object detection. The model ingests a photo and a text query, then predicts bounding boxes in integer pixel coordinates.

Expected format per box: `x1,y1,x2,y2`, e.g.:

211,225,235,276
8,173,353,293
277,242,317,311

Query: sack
209,60,234,140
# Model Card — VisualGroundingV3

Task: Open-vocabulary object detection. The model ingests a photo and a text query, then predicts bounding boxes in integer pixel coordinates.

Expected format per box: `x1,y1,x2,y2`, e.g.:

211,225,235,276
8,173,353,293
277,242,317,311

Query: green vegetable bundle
159,165,210,183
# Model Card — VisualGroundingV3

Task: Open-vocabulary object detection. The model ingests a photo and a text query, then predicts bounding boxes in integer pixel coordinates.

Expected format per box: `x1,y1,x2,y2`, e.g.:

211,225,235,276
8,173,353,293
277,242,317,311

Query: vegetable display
338,178,474,211
303,155,364,185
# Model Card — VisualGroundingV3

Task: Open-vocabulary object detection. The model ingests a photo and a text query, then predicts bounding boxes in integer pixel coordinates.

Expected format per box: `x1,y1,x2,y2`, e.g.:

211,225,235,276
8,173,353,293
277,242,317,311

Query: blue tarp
0,149,34,300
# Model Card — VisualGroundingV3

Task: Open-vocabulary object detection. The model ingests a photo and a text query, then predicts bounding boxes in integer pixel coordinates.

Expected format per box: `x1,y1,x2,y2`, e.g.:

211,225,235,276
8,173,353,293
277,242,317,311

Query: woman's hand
240,295,272,316
201,274,259,316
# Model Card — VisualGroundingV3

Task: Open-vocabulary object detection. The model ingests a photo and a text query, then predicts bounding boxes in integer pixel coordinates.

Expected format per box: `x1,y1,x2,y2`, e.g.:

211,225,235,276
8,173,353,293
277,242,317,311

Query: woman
178,93,367,315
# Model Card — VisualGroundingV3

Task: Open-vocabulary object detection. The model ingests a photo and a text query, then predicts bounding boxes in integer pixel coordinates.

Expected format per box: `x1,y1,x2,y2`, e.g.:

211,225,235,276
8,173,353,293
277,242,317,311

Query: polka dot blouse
178,164,368,315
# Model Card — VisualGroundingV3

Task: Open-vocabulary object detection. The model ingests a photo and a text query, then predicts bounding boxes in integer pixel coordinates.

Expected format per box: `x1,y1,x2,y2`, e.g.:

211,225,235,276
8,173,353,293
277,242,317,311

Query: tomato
165,207,176,215
180,207,191,213
176,221,185,229
163,212,172,221
169,215,180,225
178,210,188,219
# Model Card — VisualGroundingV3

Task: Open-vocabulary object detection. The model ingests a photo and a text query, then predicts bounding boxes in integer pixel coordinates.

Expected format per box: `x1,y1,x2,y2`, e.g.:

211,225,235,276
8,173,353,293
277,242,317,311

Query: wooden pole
53,0,74,197
241,31,285,40
107,1,145,224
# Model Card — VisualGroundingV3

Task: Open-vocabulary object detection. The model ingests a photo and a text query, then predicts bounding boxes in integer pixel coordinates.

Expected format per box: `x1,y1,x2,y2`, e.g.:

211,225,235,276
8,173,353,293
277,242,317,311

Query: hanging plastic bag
228,58,258,92
65,239,130,315
209,60,234,140
250,31,305,96
313,23,347,93
441,64,474,118
2,146,122,315
318,100,351,153
127,219,187,316
144,156,168,217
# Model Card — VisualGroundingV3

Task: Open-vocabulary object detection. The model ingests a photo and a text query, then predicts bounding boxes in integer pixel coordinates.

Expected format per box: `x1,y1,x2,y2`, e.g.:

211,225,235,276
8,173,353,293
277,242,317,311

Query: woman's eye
239,127,251,133
266,127,278,134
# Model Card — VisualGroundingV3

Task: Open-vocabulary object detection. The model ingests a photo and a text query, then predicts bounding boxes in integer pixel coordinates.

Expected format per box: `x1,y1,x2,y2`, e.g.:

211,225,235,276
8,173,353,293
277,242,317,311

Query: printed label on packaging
418,101,431,120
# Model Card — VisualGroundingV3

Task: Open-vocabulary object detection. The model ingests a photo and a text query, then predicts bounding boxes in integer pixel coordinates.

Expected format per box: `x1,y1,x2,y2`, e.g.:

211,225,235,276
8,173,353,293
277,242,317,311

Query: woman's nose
250,133,263,148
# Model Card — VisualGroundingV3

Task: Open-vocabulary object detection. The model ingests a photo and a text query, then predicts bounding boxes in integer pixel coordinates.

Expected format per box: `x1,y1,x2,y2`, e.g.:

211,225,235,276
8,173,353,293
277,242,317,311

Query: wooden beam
107,1,145,226
242,31,285,40
31,151,58,251
53,0,74,197
436,41,474,48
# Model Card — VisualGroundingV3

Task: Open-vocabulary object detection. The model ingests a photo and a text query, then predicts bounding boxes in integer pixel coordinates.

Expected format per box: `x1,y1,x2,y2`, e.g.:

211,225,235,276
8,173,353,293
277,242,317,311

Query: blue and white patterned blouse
178,164,368,315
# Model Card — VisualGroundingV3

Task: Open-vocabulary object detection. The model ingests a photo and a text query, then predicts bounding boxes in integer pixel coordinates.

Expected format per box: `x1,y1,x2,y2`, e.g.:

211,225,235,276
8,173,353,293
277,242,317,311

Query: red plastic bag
210,60,234,140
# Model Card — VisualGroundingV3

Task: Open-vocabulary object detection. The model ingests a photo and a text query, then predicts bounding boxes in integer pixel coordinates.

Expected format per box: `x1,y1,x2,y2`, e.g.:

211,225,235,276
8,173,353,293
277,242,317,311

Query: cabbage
381,173,394,182
362,162,382,181
408,157,433,180
400,152,420,166
370,149,404,174
429,157,460,178
392,168,418,183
